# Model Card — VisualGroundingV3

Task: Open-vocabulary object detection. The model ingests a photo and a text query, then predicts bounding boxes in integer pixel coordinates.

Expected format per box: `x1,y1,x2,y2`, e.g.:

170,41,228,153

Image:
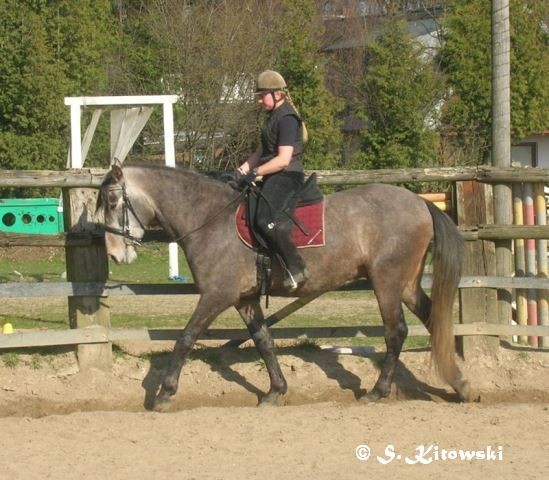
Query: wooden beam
3,275,549,299
2,323,549,350
2,166,549,189
0,169,106,188
6,223,549,248
0,232,103,247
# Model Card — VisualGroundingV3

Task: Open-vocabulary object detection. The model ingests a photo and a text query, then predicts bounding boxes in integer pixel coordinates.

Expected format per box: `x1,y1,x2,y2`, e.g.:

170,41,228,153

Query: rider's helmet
255,70,287,94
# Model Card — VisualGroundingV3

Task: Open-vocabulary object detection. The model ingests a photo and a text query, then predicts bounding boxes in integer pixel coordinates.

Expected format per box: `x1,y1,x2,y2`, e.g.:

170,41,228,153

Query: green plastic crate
0,198,64,235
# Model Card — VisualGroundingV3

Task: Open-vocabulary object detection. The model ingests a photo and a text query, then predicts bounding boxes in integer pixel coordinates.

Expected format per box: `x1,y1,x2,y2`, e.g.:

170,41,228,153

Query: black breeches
254,171,305,272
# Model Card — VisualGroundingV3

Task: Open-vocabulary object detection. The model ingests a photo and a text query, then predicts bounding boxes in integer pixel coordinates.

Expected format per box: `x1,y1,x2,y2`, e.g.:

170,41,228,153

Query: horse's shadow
141,344,456,409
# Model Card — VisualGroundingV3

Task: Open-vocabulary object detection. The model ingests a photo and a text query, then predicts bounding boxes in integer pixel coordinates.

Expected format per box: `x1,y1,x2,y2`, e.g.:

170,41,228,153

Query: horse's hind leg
236,299,287,406
403,285,471,401
363,289,408,402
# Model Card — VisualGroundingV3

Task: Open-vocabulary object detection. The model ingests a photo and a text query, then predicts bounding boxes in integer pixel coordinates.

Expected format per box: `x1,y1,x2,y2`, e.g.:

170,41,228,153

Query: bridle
103,182,147,247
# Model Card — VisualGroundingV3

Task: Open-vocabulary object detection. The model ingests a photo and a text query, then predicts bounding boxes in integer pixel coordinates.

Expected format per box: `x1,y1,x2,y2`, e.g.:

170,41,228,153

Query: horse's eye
108,193,120,210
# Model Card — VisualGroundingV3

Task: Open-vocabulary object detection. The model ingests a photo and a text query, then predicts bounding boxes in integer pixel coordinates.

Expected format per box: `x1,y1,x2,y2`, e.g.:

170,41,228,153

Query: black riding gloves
237,170,257,190
221,170,256,191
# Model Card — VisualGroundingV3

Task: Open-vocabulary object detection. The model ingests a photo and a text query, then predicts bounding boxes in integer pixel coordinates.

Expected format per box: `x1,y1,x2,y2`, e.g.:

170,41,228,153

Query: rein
105,180,247,245
171,188,247,243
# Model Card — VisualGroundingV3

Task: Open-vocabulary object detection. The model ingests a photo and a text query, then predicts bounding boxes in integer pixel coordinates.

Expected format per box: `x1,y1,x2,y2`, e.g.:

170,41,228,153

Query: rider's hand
219,169,256,191
236,170,256,190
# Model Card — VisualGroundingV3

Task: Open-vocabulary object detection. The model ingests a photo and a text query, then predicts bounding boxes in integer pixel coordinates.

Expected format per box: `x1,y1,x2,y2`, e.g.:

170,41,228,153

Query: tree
439,0,549,164
120,0,276,170
354,18,443,170
123,0,344,171
272,0,344,170
0,3,69,175
0,0,120,185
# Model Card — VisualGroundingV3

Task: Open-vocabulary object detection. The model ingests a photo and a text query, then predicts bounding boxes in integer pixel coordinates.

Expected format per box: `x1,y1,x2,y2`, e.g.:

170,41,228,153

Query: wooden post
63,186,111,370
492,0,514,328
456,181,499,358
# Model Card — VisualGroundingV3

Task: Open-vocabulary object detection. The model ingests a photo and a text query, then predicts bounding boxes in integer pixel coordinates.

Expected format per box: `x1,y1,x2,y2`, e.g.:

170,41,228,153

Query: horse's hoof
455,380,480,403
258,392,285,407
360,389,387,403
153,391,173,412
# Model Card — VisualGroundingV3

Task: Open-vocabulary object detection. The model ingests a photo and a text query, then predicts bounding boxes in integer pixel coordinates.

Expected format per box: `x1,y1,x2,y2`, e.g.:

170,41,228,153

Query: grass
2,353,20,368
0,243,435,350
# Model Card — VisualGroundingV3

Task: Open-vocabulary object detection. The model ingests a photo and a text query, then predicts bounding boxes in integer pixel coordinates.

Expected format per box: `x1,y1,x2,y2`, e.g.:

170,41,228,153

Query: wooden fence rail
2,323,548,351
2,165,549,188
5,223,549,248
4,275,549,299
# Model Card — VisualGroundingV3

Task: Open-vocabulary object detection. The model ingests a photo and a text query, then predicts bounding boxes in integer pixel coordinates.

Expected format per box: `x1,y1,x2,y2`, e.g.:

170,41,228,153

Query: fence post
62,186,111,370
456,181,499,358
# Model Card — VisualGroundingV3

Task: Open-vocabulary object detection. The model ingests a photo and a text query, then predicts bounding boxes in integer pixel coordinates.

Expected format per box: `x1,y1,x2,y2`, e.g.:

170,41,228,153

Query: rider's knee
256,217,290,239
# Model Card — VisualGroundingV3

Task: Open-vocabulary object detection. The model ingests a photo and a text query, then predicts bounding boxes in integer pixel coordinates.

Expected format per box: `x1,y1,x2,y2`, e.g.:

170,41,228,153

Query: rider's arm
238,146,262,174
238,115,297,176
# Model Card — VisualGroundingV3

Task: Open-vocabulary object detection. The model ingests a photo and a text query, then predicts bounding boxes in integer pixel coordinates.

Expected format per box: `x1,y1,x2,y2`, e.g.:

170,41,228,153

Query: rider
234,70,308,291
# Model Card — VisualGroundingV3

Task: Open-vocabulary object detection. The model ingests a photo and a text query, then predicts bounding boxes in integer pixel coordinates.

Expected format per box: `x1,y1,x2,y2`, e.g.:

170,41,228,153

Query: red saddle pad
235,201,325,249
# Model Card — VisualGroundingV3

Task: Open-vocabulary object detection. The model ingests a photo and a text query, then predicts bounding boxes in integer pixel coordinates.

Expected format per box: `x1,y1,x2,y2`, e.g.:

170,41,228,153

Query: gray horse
98,164,471,409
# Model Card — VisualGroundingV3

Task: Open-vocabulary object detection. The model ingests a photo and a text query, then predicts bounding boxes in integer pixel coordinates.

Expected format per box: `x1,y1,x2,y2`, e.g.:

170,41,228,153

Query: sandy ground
0,340,548,479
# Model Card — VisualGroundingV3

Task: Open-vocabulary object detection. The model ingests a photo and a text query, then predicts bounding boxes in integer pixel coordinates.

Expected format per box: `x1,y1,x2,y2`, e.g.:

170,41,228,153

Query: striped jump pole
419,191,452,213
534,182,548,348
523,183,538,347
512,183,528,343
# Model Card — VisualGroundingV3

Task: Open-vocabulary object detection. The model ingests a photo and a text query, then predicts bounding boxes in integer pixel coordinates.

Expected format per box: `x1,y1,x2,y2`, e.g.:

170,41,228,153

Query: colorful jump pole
523,183,538,347
512,183,528,343
534,183,548,348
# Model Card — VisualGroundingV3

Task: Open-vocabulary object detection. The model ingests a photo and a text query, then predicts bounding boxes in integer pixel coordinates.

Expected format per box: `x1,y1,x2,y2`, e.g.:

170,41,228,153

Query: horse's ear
112,157,123,168
111,164,124,183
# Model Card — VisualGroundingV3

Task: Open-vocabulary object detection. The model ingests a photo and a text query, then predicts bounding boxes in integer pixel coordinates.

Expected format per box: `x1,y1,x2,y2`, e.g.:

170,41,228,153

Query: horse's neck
133,168,233,238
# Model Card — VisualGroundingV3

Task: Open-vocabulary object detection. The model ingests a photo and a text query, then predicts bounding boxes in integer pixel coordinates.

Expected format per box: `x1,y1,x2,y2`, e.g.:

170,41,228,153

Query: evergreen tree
439,0,549,164
0,0,119,181
355,18,442,170
272,0,344,170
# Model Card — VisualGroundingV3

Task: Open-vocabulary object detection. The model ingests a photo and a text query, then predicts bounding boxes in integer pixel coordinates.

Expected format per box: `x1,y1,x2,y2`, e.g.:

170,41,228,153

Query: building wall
512,134,549,168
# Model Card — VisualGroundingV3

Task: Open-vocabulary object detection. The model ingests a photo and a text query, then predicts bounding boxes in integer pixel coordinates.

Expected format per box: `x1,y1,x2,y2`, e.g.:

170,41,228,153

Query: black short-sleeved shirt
259,101,304,173
278,115,300,147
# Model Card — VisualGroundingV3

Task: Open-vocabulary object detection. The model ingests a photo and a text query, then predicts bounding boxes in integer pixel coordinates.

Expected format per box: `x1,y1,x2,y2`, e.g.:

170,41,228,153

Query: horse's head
97,164,154,265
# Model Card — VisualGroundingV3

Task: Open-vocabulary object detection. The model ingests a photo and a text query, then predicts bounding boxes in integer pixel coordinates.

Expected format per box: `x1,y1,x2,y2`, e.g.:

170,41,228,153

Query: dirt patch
1,344,548,416
0,246,61,263
0,344,548,479
0,345,548,479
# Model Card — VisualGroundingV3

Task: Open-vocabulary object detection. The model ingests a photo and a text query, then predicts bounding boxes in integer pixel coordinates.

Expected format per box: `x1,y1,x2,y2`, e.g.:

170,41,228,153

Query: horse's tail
425,200,463,386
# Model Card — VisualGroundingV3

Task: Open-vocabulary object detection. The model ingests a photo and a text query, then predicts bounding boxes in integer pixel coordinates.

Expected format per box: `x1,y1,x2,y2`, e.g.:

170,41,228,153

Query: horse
97,163,471,409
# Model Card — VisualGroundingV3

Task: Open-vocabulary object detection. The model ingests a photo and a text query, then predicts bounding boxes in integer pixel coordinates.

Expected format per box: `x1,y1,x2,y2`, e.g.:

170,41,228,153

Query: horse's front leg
236,299,287,406
154,294,229,411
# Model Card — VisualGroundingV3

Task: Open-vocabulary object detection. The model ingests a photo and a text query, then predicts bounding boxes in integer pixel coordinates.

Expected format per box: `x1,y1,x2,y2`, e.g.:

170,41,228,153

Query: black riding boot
264,220,308,291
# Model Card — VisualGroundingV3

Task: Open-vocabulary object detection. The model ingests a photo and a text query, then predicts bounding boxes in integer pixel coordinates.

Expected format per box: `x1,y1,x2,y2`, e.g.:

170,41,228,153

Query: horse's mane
123,163,233,190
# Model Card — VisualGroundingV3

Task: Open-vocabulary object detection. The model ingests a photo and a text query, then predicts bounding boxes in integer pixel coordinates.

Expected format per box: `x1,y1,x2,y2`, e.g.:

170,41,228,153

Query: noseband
104,183,146,247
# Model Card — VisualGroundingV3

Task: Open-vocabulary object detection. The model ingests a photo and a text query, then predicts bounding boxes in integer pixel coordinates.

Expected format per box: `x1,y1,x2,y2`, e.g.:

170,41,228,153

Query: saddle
235,173,325,250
